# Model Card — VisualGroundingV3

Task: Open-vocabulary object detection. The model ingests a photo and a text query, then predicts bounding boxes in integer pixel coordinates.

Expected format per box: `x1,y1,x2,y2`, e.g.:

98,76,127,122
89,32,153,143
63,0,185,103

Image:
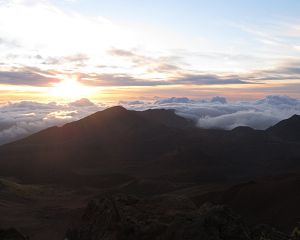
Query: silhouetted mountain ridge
267,114,300,142
9,106,190,145
1,107,300,184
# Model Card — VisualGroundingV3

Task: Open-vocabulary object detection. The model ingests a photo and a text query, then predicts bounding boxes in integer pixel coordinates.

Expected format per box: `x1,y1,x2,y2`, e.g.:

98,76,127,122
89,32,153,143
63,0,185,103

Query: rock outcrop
65,194,253,240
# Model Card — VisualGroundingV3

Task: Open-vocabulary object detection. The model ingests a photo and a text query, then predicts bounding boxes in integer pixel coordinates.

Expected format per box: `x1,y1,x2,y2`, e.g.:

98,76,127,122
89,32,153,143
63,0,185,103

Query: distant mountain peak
103,105,127,112
289,114,300,120
232,126,254,132
89,105,128,118
269,114,300,129
267,114,300,141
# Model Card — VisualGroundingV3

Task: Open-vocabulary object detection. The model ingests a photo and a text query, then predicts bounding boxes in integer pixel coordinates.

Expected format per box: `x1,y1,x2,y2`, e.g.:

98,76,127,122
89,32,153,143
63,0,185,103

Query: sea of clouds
1,95,300,145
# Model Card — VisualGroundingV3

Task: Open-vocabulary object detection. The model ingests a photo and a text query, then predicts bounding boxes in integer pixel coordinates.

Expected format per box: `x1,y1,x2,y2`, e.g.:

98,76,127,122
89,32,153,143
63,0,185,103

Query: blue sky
56,0,300,32
57,1,300,22
0,0,300,102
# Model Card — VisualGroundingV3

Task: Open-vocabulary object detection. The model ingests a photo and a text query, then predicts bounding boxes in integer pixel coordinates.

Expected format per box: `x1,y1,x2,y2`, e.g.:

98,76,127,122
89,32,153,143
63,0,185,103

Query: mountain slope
267,114,300,142
0,107,189,183
0,107,300,185
192,174,300,231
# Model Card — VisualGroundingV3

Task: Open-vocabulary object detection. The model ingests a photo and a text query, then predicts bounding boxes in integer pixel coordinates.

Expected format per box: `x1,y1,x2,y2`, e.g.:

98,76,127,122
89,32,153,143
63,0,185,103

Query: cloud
69,98,96,107
119,100,145,105
0,64,254,88
0,67,59,86
0,1,189,77
154,97,193,104
109,48,136,57
79,73,168,87
78,71,252,87
1,95,300,145
152,95,300,130
2,56,299,89
1,1,300,96
125,95,300,130
108,48,181,74
211,96,227,104
0,99,102,145
254,95,299,106
174,73,251,85
198,111,280,130
42,53,89,66
244,60,300,81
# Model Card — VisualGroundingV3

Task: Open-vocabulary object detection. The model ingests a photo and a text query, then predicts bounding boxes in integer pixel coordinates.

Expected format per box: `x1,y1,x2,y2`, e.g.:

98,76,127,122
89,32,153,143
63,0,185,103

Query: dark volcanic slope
0,107,190,183
267,114,300,142
0,108,300,184
192,174,300,231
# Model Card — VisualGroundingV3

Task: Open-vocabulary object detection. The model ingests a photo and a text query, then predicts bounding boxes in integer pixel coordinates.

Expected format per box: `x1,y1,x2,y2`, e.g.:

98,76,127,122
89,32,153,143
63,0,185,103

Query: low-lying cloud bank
122,95,300,130
0,99,103,145
1,95,300,145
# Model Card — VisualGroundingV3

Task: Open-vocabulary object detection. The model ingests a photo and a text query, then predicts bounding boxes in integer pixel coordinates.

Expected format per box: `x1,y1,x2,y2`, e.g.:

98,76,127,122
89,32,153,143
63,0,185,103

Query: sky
1,0,300,103
2,0,300,143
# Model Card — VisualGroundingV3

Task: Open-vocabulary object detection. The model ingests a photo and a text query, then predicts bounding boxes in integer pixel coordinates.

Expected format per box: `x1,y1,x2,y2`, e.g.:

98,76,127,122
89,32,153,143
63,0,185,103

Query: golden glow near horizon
48,75,94,100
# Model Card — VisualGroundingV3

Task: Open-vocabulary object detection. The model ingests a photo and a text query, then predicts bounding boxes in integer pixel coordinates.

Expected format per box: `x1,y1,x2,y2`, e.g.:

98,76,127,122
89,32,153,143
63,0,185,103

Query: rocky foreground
2,193,296,240
65,194,293,240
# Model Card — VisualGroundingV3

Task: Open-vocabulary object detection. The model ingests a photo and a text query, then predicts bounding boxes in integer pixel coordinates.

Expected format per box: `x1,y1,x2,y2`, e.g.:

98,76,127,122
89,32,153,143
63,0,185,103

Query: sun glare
49,76,93,100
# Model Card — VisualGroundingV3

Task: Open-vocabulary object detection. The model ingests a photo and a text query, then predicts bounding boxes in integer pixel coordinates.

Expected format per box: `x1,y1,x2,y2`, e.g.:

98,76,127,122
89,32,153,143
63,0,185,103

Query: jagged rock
251,224,292,240
65,194,252,240
0,228,29,240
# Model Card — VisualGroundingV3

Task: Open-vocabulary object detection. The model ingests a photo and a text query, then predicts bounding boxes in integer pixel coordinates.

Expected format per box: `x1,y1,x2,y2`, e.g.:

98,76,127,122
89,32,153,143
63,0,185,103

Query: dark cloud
0,67,171,88
0,68,59,86
155,97,193,104
1,58,300,88
211,96,227,104
174,73,250,85
245,60,300,81
0,69,250,87
79,73,168,86
79,72,250,87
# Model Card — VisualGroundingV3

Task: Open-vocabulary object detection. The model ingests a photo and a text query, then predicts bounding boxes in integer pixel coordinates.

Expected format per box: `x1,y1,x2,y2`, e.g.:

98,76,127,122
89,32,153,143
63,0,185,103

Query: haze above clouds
1,95,300,145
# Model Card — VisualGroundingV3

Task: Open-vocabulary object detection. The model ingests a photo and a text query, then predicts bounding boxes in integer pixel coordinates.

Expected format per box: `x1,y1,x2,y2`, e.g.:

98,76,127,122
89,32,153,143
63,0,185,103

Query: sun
49,75,93,100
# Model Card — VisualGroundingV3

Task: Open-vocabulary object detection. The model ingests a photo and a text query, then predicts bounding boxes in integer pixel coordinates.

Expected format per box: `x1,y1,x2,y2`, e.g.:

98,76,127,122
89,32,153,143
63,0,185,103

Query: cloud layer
0,99,103,145
1,95,300,145
121,95,300,130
